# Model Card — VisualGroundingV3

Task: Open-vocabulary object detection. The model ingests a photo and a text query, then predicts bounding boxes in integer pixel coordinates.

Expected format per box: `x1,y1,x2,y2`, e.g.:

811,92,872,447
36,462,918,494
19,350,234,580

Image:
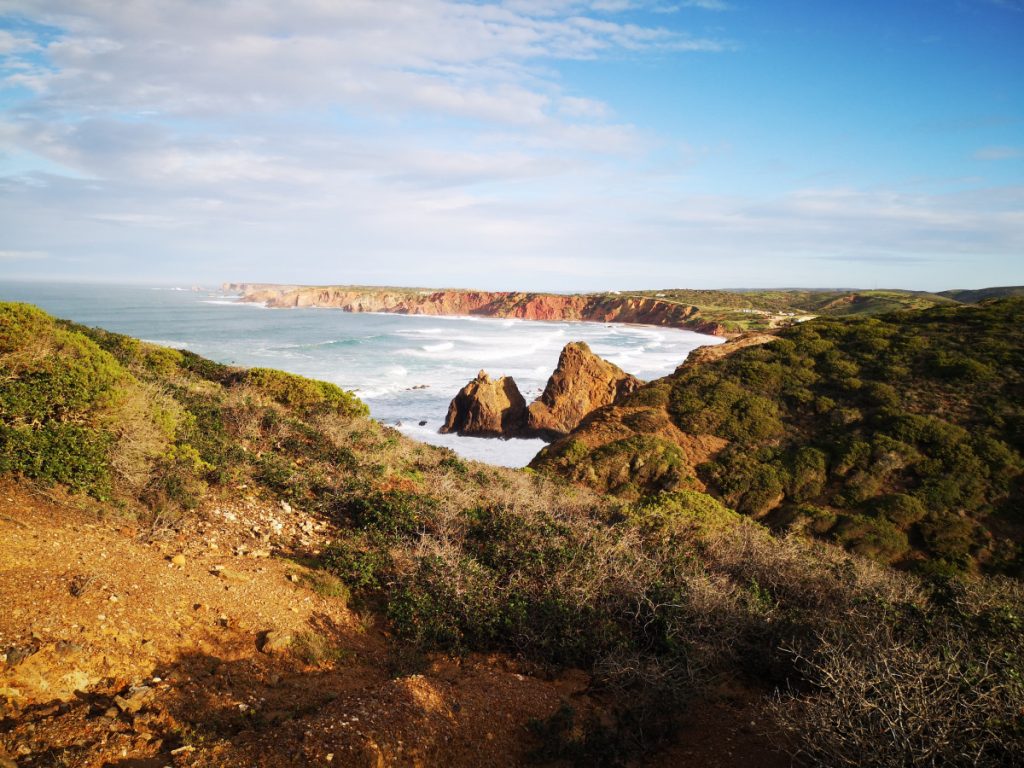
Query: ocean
0,282,723,466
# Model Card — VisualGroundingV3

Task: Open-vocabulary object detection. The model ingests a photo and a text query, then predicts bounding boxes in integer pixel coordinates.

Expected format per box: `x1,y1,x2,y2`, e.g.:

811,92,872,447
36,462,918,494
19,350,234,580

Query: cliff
527,342,642,440
223,283,731,336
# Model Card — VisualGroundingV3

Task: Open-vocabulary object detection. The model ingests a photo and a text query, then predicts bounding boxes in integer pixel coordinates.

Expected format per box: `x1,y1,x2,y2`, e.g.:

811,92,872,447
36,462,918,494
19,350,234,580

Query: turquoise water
0,282,723,466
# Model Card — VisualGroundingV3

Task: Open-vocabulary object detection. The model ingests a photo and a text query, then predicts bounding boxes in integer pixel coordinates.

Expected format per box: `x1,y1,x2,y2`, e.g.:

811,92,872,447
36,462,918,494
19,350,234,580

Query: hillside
2,302,1022,767
939,286,1024,303
534,298,1024,576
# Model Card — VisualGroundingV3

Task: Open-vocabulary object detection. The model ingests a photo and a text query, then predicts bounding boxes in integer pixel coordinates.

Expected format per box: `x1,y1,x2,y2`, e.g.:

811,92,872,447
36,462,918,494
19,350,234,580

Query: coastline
224,282,735,337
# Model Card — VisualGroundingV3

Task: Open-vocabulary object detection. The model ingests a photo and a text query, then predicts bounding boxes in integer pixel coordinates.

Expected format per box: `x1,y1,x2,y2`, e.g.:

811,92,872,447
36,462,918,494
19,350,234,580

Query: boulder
526,342,642,440
440,371,529,437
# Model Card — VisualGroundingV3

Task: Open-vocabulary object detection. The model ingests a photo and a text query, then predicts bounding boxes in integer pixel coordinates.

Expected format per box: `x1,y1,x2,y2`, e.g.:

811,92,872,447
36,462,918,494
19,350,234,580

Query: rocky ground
0,479,788,767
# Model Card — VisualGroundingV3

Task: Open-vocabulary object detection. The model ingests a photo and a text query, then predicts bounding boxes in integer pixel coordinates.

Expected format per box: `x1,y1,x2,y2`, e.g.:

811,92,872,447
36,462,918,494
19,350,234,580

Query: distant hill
939,286,1024,303
534,297,1024,576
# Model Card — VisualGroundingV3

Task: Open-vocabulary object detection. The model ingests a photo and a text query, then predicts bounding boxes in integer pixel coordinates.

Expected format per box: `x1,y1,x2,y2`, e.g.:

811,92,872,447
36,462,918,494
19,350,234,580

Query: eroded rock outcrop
526,342,642,440
440,371,529,438
440,344,643,441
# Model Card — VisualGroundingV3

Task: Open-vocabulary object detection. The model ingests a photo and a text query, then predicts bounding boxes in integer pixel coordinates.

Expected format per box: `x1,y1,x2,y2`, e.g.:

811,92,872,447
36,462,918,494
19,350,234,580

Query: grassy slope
535,298,1024,576
2,302,1022,766
614,288,960,332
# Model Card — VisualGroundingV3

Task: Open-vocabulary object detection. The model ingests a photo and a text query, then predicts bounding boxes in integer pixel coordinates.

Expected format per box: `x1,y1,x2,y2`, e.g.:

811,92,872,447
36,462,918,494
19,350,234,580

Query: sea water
0,282,724,467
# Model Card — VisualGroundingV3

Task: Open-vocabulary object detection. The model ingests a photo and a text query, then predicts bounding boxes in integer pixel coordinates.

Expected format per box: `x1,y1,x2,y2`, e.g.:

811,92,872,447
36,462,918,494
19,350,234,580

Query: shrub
319,534,394,592
344,489,437,538
774,581,1024,767
245,368,368,417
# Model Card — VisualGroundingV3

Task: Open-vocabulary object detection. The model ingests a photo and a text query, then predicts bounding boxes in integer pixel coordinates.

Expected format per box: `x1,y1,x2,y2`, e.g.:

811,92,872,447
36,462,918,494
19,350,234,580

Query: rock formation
440,371,530,438
440,344,643,441
526,342,642,440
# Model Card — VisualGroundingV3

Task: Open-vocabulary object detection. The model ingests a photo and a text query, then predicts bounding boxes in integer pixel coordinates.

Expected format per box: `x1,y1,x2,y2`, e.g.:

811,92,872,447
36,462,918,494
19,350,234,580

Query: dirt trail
0,480,789,767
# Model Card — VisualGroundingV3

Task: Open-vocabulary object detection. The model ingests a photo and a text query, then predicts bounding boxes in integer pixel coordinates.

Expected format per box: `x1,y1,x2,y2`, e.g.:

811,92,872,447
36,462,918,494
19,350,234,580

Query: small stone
280,500,292,514
114,685,154,714
259,631,293,655
108,595,119,603
170,554,186,567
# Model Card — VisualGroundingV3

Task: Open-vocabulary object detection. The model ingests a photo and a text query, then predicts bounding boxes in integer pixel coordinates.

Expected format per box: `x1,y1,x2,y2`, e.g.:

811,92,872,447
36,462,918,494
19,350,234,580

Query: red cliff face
225,284,731,336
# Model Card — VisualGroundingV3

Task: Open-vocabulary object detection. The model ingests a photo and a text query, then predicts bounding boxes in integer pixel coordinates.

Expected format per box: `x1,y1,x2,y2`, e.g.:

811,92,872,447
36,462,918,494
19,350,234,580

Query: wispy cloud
973,145,1022,161
0,249,47,260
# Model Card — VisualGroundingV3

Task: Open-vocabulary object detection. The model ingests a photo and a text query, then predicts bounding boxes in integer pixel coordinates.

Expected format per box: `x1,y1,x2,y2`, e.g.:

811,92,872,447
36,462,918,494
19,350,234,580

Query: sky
0,0,1021,292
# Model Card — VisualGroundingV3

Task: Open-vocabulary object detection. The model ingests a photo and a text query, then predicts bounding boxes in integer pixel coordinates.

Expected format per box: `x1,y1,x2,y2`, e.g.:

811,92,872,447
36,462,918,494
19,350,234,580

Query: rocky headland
441,342,643,441
223,283,732,336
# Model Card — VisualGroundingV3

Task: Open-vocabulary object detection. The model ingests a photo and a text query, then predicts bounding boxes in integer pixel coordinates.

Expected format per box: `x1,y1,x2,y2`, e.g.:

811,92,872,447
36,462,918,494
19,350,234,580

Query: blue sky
0,0,1021,291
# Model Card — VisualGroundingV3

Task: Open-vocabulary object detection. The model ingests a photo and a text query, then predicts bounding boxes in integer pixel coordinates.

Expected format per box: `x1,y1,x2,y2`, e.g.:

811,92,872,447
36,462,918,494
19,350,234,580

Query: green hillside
610,288,960,333
939,286,1024,303
535,298,1024,576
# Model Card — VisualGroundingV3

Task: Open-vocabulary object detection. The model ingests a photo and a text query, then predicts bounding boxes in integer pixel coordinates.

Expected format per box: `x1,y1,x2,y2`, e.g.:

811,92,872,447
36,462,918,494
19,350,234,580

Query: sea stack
527,342,642,440
440,371,530,438
440,343,643,441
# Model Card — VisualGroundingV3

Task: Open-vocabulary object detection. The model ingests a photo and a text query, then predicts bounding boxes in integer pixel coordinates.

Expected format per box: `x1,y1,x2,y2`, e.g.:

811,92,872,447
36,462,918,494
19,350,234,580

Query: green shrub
319,534,393,592
344,489,437,537
245,368,368,417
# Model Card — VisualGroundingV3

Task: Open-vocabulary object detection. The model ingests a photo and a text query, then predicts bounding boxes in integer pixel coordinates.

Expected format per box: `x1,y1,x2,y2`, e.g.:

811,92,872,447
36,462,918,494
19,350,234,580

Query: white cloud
0,1,1019,291
0,29,39,55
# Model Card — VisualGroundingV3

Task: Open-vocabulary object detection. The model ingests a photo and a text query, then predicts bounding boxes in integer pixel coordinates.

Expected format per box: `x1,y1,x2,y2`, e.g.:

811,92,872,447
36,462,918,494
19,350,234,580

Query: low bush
245,368,368,417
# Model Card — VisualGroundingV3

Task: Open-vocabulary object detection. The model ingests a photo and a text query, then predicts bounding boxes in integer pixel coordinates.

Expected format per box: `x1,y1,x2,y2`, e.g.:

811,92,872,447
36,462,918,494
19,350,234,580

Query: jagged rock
114,685,154,714
526,342,642,440
440,371,529,438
